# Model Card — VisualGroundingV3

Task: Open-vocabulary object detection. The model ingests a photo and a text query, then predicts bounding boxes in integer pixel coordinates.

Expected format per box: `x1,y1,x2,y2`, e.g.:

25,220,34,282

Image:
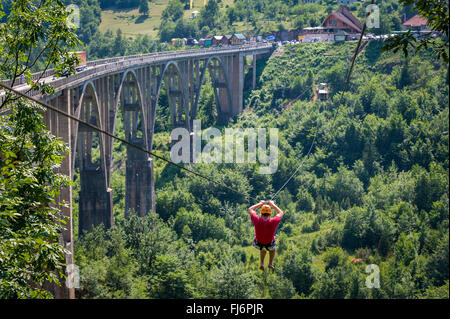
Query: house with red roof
402,14,430,31
301,6,362,42
321,5,363,34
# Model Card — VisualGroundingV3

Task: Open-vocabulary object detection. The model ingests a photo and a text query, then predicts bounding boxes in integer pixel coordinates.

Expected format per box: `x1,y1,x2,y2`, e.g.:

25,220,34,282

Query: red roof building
402,14,429,31
321,5,362,33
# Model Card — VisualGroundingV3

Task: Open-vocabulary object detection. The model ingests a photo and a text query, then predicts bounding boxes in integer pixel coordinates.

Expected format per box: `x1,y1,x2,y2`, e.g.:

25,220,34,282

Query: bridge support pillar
231,54,244,117
252,54,257,90
57,89,75,299
77,84,113,234
43,88,75,299
78,165,113,233
125,141,155,217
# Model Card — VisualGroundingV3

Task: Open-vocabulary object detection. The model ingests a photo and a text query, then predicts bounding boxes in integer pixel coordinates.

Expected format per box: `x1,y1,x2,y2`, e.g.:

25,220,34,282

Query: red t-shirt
251,212,281,245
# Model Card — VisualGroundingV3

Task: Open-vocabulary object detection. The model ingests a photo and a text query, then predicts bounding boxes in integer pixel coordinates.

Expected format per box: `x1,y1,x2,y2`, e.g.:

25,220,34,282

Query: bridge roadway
1,43,273,298
2,43,272,102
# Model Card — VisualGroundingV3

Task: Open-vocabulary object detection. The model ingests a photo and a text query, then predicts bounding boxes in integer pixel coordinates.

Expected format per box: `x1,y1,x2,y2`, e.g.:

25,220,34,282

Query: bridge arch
73,80,112,232
111,69,149,149
72,80,107,173
193,56,233,123
111,69,153,217
153,61,190,133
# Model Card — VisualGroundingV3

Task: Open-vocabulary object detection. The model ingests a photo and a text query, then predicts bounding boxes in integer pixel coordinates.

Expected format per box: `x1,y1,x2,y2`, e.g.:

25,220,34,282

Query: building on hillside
204,38,212,46
301,27,333,42
220,35,231,45
231,33,246,45
275,29,301,42
401,14,430,31
301,5,362,42
212,35,225,46
334,30,348,41
321,5,363,33
224,34,233,44
190,11,200,19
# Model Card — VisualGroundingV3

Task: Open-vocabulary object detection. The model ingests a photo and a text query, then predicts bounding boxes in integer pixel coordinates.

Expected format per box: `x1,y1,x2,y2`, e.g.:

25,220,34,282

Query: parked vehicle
74,51,87,72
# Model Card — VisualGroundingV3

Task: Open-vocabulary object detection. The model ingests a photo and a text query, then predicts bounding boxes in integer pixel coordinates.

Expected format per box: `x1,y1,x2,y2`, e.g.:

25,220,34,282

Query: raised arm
268,201,284,219
248,201,265,215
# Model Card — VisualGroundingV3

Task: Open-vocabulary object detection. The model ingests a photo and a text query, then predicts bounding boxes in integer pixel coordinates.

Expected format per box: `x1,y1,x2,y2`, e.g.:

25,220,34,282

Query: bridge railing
0,68,57,88
0,43,272,104
85,42,271,67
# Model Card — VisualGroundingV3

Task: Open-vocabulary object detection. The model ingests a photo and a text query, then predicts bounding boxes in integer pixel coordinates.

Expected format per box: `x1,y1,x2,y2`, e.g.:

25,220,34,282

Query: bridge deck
0,43,272,104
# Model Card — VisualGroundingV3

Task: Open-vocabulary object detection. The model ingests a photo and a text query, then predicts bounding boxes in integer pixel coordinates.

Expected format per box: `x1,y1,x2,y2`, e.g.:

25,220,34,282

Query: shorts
253,237,277,251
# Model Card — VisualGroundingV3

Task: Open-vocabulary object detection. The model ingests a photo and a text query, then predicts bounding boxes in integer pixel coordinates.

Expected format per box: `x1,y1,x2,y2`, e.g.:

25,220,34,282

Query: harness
253,237,277,251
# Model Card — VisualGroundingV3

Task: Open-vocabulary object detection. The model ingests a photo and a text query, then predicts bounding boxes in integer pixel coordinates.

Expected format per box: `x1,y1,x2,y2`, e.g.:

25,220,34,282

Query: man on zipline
248,200,284,271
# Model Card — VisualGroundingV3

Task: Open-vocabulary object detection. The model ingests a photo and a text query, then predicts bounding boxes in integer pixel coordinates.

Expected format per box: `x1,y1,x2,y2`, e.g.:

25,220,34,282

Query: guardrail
0,43,272,105
0,68,57,87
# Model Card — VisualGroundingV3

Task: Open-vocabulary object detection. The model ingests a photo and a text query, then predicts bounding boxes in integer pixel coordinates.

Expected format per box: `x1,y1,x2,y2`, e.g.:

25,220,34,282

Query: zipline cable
0,82,260,204
269,0,375,201
1,1,375,206
269,86,321,201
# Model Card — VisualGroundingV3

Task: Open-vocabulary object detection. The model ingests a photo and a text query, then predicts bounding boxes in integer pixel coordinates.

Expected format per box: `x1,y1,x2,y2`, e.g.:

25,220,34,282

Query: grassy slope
99,0,235,39
99,0,167,39
97,0,344,39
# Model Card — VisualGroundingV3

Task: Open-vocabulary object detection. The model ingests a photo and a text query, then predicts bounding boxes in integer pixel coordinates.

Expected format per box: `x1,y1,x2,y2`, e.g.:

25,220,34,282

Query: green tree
266,273,296,299
197,83,218,127
121,212,178,273
0,0,81,109
113,29,127,56
173,208,228,243
199,0,220,30
0,0,80,299
162,0,184,22
74,0,102,44
398,58,412,89
382,0,449,63
139,0,149,16
311,267,352,299
0,102,72,298
226,6,237,25
427,231,449,286
149,254,193,298
75,225,147,299
200,260,258,298
280,248,315,295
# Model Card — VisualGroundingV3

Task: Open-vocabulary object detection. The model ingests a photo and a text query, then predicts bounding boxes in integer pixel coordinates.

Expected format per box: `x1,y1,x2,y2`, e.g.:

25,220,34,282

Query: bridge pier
120,71,154,218
42,88,75,298
125,142,154,217
231,53,244,116
78,164,113,232
252,54,257,90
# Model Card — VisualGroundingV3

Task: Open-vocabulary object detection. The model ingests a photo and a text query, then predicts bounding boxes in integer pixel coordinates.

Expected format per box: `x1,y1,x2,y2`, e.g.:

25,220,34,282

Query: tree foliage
0,102,71,298
0,0,79,299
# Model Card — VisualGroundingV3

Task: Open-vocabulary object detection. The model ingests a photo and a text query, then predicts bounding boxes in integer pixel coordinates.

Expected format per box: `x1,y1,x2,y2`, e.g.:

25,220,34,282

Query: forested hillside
0,0,417,64
96,0,411,41
74,40,449,299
